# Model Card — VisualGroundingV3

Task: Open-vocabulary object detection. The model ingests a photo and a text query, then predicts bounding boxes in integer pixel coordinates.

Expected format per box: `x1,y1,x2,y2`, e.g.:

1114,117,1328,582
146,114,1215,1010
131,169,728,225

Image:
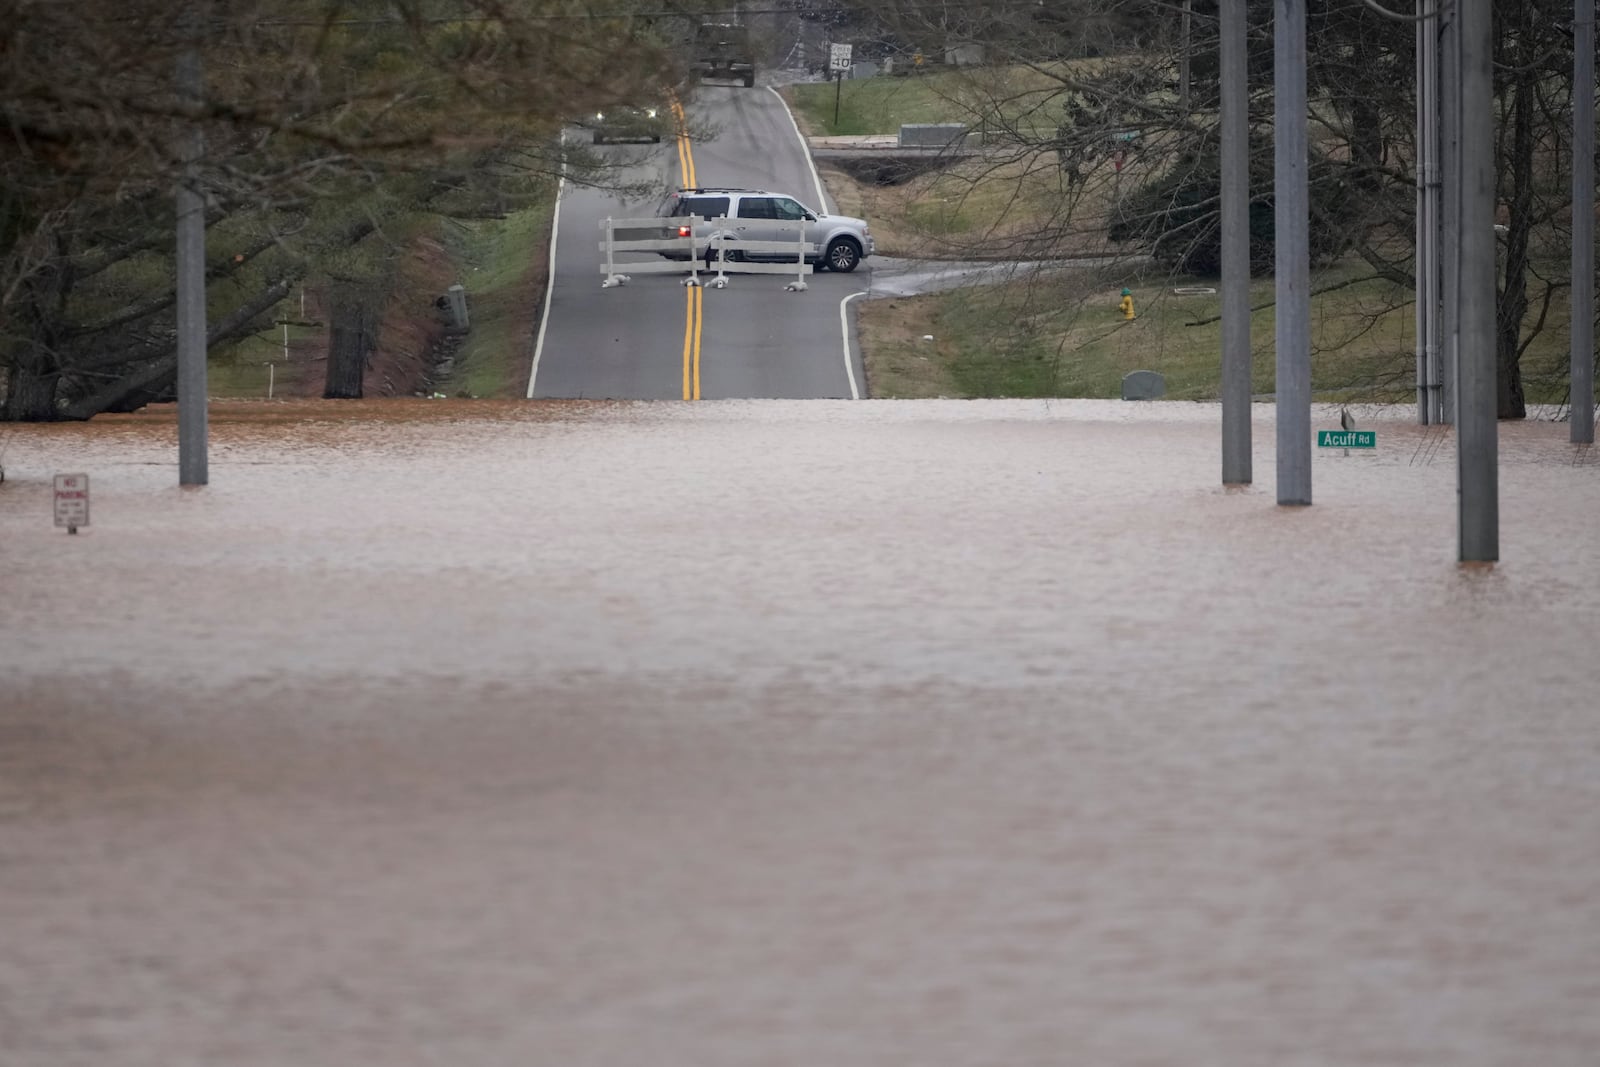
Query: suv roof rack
675,187,757,195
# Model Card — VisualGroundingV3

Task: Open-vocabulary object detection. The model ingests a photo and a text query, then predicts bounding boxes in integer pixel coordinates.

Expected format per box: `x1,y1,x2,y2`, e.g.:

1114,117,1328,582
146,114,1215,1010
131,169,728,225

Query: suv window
771,197,809,221
736,197,776,220
671,195,729,219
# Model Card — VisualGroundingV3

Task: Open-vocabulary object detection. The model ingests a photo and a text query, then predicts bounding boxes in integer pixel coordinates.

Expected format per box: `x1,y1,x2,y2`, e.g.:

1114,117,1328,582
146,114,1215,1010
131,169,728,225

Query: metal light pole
1275,0,1311,505
175,12,208,486
1438,0,1459,425
1456,0,1497,561
1572,0,1596,444
1416,0,1443,424
1220,0,1251,484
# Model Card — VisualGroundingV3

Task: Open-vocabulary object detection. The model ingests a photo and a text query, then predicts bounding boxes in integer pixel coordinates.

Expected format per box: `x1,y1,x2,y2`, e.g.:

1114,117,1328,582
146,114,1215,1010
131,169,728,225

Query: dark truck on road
695,22,756,87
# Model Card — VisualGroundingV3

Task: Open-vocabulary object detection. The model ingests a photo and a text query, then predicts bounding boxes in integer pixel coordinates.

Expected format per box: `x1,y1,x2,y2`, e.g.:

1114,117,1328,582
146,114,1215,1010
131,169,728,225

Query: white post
601,217,630,288
711,232,730,288
267,361,275,399
683,216,703,288
602,217,615,286
788,220,808,292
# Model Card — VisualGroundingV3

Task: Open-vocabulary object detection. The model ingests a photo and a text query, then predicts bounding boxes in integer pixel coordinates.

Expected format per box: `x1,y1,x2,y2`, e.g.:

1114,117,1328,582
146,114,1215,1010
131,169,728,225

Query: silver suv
656,188,875,273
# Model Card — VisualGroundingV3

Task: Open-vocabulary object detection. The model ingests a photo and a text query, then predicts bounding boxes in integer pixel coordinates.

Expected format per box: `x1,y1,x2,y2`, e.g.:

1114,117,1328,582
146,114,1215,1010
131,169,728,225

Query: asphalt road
530,85,867,400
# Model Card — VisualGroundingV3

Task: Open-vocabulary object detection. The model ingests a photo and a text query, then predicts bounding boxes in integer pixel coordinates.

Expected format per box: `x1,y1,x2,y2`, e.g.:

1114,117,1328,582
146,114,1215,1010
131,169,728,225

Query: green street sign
1318,430,1376,448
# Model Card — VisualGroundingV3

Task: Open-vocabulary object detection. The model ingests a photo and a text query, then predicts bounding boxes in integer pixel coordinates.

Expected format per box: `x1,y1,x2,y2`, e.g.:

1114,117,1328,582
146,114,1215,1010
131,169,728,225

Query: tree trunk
4,254,71,421
2,359,62,421
324,289,372,399
1494,4,1532,419
1346,29,1385,196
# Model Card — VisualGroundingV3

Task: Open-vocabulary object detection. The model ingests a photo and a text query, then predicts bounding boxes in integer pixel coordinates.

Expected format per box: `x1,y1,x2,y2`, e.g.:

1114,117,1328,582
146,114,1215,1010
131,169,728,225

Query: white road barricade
598,216,812,291
705,221,812,292
598,216,696,288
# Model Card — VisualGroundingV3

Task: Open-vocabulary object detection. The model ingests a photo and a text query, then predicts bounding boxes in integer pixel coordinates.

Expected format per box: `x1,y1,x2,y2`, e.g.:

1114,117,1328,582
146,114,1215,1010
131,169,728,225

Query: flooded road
3,399,1598,1066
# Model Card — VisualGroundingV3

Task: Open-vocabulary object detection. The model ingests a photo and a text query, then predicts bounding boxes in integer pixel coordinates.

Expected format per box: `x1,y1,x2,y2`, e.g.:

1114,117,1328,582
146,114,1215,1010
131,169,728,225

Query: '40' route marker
1318,430,1376,449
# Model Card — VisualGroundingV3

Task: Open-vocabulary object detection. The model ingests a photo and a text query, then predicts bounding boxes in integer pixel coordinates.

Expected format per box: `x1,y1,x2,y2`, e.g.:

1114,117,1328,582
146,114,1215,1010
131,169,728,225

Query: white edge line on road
768,86,830,213
773,84,860,399
840,291,866,400
527,168,566,398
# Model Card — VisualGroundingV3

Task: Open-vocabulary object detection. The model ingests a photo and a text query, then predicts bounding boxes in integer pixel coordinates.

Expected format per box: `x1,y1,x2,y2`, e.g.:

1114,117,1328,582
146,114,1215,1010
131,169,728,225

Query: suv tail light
676,225,692,238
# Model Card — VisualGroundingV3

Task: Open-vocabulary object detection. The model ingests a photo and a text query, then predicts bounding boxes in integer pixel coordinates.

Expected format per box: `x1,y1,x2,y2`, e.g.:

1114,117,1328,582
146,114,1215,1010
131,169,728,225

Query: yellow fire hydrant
1118,288,1136,320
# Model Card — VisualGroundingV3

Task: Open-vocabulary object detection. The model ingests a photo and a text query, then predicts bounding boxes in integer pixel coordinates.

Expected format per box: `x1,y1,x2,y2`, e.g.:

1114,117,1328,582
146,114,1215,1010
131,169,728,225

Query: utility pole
1572,0,1595,444
175,8,208,486
1275,0,1311,505
1456,0,1497,561
1438,0,1459,425
1220,0,1251,485
1416,0,1443,424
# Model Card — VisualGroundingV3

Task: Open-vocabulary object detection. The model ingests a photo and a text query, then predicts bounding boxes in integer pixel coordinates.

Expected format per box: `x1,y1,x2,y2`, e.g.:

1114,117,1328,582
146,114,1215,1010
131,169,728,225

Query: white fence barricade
598,216,699,288
598,216,812,291
704,220,811,292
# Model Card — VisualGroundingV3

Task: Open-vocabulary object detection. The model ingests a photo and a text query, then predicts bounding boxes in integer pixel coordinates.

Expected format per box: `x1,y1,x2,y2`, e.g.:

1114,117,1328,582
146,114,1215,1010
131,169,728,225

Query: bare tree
833,0,1588,414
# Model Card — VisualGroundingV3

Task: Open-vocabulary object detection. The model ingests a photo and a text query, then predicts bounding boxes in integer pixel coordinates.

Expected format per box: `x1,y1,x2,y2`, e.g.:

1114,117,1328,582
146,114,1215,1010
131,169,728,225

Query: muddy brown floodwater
2,398,1598,1067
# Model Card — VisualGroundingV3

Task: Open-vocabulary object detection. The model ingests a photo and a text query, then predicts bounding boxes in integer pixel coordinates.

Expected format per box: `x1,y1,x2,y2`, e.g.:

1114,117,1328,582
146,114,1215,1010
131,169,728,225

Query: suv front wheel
825,237,862,273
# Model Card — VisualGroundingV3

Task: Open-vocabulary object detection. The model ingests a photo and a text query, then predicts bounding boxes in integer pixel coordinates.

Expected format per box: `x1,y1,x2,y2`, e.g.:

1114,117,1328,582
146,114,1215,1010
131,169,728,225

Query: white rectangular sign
829,43,853,73
53,473,90,531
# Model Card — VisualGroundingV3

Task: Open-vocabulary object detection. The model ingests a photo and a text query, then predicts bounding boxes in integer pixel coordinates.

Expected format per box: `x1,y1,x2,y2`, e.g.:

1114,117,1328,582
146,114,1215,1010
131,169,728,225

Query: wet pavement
864,255,1130,298
2,398,1598,1066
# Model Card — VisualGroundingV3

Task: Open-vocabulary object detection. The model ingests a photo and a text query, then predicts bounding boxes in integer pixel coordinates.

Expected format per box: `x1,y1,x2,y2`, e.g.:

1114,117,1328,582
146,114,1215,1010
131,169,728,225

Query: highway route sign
829,43,853,73
53,473,90,532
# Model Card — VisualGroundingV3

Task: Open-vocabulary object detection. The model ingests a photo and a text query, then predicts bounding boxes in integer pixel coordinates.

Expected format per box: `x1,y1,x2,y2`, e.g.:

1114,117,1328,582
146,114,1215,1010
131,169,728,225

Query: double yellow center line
681,282,702,401
672,98,701,401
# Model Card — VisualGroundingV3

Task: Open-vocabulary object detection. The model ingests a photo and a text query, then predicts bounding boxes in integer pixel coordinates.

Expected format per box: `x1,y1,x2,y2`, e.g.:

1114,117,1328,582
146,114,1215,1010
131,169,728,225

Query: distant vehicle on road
655,187,874,273
694,23,756,87
583,105,665,144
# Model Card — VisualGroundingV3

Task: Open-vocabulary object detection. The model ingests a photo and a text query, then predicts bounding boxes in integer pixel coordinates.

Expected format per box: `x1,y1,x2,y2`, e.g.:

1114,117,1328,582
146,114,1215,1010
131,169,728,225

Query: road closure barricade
599,217,811,292
598,216,695,288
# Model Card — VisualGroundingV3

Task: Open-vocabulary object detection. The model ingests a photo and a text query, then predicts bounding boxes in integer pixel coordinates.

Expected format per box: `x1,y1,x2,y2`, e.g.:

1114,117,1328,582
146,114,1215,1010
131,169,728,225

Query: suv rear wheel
825,237,862,273
705,241,743,268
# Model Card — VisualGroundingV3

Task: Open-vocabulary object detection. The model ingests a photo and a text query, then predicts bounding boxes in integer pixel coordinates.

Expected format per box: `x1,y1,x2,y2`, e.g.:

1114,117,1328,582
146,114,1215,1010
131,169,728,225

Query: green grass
790,72,971,136
444,204,551,397
210,321,319,398
796,61,1580,404
862,259,1580,404
787,62,1093,138
901,161,1069,242
204,197,553,401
